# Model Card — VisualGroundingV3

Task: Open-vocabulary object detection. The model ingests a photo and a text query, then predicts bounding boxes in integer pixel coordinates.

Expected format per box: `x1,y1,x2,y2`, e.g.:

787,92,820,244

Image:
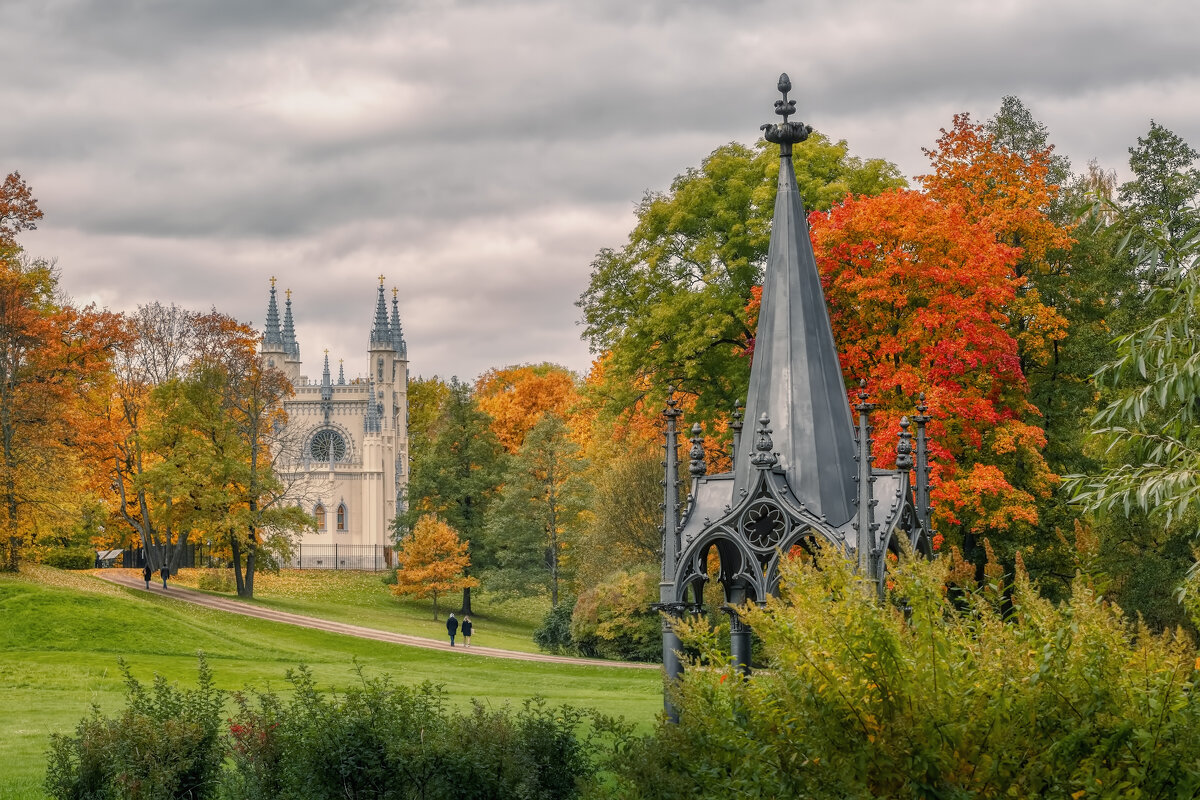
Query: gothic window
309,429,347,462
377,357,384,380
315,503,326,531
337,503,347,531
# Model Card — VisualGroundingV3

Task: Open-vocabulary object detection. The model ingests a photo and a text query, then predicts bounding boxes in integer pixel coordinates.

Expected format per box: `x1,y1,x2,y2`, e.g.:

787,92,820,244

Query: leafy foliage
46,655,225,800
475,363,580,454
391,514,477,620
570,568,661,662
613,549,1200,799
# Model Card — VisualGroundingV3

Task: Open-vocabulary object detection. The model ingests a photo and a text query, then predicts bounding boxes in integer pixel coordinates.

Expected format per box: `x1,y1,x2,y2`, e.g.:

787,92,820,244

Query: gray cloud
4,0,1198,383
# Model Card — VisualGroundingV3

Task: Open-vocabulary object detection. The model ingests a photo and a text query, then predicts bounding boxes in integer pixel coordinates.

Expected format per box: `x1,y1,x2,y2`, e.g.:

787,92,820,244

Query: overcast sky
4,0,1197,384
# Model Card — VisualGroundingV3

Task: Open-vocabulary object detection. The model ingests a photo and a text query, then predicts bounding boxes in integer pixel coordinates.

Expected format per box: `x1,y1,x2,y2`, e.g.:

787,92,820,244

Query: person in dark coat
142,564,152,589
461,616,473,648
446,612,458,646
160,565,170,589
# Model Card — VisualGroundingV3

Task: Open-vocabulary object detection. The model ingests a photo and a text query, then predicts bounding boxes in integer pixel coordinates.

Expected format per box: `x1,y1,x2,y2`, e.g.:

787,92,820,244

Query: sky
4,0,1198,384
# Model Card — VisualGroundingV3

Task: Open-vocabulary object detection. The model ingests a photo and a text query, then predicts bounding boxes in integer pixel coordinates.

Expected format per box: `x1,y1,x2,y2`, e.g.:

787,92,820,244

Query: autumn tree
0,173,123,570
484,413,587,606
475,363,579,454
811,188,1055,560
392,514,478,620
577,136,905,430
398,377,504,614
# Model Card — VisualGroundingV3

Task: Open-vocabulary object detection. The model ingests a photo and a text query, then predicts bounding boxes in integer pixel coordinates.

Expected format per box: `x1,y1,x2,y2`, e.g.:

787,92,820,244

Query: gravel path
98,571,659,671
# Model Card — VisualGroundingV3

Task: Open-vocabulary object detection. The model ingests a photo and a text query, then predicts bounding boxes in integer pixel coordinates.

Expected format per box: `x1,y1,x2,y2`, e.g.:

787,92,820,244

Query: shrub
534,599,576,654
195,569,235,592
571,569,661,662
612,547,1200,799
40,546,98,570
45,655,225,800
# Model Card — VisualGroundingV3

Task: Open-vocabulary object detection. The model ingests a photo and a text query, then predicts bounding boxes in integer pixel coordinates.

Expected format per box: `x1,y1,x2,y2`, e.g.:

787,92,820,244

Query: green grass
0,567,663,800
168,567,550,653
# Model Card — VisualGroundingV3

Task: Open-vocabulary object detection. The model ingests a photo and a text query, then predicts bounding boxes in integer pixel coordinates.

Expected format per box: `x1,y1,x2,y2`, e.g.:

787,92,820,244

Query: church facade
260,278,409,553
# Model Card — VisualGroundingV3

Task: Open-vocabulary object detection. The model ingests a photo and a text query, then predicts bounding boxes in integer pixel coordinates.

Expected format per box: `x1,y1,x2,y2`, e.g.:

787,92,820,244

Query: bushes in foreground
613,548,1200,799
47,660,625,800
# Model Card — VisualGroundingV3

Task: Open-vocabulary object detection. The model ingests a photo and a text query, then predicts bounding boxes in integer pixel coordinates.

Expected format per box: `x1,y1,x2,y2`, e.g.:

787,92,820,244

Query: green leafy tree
1120,120,1200,253
398,377,504,614
573,442,663,589
485,413,587,606
577,136,905,428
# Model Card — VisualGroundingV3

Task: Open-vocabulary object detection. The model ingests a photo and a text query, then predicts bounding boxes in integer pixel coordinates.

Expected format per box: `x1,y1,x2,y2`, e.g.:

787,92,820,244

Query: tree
577,136,906,429
573,442,662,588
391,514,477,620
0,173,123,570
810,188,1055,556
475,363,579,454
1119,120,1200,253
398,377,504,614
484,413,587,606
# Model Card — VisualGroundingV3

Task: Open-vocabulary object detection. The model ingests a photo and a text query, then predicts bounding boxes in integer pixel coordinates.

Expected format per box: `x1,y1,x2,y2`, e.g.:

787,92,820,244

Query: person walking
446,612,459,646
461,615,473,648
142,564,152,589
160,565,170,589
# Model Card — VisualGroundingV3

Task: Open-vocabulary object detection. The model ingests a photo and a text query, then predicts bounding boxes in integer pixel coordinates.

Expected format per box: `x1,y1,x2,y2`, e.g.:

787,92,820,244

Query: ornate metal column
659,389,684,717
913,394,932,537
854,383,878,581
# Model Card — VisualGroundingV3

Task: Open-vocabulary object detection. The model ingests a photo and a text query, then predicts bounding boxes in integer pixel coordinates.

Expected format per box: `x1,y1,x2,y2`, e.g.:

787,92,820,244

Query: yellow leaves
392,514,477,601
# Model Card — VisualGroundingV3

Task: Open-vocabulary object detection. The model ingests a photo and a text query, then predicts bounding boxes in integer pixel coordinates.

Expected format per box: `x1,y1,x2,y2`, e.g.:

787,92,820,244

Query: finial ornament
750,413,778,468
392,287,398,299
761,73,812,153
896,416,914,471
285,288,292,300
270,276,277,288
378,274,386,286
688,422,707,477
663,385,682,419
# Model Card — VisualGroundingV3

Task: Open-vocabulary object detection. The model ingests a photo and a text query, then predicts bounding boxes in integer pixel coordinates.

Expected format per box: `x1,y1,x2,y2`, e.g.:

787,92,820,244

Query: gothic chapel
260,277,410,551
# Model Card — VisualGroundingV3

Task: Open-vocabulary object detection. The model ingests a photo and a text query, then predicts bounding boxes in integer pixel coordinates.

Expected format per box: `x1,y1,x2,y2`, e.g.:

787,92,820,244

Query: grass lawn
164,567,550,653
0,567,663,800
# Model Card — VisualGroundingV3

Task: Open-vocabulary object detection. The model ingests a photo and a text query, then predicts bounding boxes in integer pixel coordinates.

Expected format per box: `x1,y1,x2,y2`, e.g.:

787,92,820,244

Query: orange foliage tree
392,514,478,620
809,188,1056,549
475,363,579,454
0,173,124,569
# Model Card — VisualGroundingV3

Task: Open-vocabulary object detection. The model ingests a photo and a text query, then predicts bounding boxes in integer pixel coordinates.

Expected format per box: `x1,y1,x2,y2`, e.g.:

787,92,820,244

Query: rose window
310,429,347,462
742,501,786,549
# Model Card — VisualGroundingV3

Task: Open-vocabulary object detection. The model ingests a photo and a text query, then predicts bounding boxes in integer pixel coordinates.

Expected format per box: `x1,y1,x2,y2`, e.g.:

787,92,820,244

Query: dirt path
97,572,658,671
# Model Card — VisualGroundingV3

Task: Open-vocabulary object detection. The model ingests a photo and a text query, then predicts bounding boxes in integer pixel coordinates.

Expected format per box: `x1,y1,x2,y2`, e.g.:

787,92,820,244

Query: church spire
263,277,283,349
390,287,407,358
282,288,300,361
338,358,345,385
370,275,392,349
732,74,858,526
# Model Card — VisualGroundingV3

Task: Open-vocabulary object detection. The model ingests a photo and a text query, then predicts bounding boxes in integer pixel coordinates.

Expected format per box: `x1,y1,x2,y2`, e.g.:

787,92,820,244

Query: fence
121,543,394,572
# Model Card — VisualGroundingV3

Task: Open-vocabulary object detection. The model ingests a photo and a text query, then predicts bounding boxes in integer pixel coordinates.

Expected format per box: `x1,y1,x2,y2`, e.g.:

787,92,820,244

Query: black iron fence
121,543,394,572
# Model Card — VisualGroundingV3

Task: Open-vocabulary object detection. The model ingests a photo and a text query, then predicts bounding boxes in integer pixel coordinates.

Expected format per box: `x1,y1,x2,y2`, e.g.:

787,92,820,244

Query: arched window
337,503,347,531
314,503,326,531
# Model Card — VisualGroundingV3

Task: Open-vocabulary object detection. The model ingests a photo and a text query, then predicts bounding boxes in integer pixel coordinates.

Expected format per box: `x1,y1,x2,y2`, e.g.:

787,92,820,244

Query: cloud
4,0,1198,382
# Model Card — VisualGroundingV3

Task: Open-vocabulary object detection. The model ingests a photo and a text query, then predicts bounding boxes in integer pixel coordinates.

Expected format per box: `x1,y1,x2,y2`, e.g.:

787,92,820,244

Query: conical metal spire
733,74,858,526
337,359,345,385
370,276,392,348
390,288,407,358
282,289,300,361
263,277,283,348
321,350,331,385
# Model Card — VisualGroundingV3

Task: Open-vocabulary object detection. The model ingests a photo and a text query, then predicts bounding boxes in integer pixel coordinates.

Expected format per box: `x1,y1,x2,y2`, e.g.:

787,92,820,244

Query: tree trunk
242,532,256,598
231,532,246,595
459,584,473,616
432,590,439,620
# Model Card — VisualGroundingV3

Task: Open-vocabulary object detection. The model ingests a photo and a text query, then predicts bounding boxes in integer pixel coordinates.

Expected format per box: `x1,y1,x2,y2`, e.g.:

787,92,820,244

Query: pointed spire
320,350,332,402
733,75,857,526
282,288,300,361
364,377,381,433
263,278,283,348
337,359,345,385
390,287,407,358
370,276,392,348
321,350,331,384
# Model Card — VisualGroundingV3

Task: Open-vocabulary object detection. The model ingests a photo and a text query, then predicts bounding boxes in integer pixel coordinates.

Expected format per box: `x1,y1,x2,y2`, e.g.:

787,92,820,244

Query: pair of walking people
446,612,473,647
142,564,170,589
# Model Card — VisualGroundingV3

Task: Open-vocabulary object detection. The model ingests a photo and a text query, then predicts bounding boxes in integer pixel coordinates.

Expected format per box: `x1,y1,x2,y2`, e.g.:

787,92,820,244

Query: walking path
98,572,658,670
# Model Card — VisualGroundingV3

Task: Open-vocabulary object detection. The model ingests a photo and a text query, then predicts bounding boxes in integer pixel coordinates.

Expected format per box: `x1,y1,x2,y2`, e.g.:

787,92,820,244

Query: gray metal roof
732,88,858,527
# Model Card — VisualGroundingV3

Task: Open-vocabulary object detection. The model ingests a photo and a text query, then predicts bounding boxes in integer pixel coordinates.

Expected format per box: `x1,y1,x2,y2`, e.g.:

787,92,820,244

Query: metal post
854,382,876,578
730,612,752,676
913,393,932,538
660,388,683,719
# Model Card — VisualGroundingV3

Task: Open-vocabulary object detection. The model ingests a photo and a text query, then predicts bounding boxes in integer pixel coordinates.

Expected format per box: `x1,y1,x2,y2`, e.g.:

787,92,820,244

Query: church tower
259,277,411,561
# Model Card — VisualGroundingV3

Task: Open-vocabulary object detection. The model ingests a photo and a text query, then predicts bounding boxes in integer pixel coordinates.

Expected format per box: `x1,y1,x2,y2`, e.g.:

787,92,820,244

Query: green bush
40,546,98,570
571,569,661,662
225,664,622,800
534,599,576,654
611,547,1200,799
46,655,225,800
195,569,235,592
